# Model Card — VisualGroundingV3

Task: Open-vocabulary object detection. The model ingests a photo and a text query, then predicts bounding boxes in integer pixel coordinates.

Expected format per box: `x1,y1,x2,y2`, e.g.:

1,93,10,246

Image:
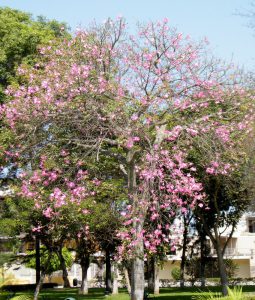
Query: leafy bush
224,259,238,278
171,267,181,281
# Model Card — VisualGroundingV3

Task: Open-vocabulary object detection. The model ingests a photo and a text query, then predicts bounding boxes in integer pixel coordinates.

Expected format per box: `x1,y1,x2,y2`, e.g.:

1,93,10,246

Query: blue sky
1,0,254,70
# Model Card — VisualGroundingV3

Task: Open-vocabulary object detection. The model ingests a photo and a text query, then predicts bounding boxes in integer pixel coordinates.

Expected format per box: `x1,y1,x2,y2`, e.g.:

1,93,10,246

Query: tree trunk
180,217,188,288
200,233,206,288
147,257,160,295
57,248,70,288
35,236,40,285
127,150,146,300
34,271,45,300
79,257,90,295
131,221,145,300
153,262,160,295
112,262,118,294
34,251,52,300
215,243,228,296
123,266,131,294
105,248,112,293
147,258,154,292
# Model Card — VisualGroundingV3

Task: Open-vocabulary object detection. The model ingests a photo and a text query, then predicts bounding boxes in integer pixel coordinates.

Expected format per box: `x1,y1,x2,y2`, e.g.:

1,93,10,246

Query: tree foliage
0,7,69,103
25,246,73,275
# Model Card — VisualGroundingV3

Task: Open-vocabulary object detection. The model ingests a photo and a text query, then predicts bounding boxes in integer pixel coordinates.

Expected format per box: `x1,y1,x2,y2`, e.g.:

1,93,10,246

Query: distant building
2,213,255,285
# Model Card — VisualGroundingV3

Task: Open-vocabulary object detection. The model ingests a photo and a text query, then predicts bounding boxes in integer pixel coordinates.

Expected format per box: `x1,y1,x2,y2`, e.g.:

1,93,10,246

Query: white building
2,213,255,285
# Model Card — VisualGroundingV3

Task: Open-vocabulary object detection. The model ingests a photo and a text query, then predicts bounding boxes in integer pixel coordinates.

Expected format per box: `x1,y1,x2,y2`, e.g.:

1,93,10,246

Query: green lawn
1,287,255,300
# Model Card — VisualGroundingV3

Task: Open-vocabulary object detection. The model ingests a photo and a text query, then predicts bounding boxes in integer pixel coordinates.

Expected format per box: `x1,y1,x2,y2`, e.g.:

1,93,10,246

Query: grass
1,286,255,300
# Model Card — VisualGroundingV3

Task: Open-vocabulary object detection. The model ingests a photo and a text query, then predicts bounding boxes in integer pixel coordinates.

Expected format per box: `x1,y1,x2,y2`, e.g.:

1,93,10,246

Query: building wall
158,260,181,280
233,259,250,278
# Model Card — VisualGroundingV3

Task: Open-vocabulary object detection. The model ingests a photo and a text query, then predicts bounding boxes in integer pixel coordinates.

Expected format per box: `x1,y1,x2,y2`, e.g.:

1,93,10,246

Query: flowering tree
1,18,253,299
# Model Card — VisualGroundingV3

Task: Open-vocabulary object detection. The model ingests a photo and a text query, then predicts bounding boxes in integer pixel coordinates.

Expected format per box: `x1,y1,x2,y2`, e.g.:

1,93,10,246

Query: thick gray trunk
130,211,145,300
123,267,131,294
215,243,228,296
131,255,144,300
112,262,119,294
79,259,90,295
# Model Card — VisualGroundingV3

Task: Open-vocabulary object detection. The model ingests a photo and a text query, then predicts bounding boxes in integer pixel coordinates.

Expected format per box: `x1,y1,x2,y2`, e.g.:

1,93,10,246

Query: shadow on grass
40,288,106,300
3,286,255,300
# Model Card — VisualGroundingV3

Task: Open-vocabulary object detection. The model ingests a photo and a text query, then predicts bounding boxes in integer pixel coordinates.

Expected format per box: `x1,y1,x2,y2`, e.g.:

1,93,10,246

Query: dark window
248,220,255,233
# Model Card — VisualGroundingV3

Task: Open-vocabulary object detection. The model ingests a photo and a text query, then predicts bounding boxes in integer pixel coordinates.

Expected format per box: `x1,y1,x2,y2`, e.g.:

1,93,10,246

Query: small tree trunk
79,257,90,295
123,266,131,294
215,243,228,296
105,248,112,293
147,258,154,292
112,262,118,294
34,271,45,300
35,236,40,285
58,248,70,288
34,251,52,300
200,234,206,288
153,262,160,295
180,217,188,288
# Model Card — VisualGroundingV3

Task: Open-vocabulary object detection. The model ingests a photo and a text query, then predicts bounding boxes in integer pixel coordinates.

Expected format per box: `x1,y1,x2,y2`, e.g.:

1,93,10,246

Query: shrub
194,286,247,300
171,267,181,281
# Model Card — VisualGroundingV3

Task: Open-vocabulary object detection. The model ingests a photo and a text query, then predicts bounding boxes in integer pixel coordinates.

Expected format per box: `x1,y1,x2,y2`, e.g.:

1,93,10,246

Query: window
248,219,255,233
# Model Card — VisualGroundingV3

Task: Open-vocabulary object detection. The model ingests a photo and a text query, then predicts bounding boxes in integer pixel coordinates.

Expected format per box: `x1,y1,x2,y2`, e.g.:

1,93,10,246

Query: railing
210,248,254,258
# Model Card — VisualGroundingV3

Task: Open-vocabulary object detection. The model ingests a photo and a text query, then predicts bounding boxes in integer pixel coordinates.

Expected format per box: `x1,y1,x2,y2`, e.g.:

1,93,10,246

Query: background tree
189,131,254,295
25,246,73,279
0,7,69,103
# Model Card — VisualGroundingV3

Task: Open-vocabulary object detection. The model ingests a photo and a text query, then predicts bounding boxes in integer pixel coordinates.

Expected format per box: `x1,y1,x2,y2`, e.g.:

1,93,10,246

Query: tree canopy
1,17,254,300
0,7,69,103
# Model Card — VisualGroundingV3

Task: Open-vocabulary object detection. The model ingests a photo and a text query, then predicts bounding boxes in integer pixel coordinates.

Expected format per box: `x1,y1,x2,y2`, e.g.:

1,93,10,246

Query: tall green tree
0,7,69,103
189,132,254,295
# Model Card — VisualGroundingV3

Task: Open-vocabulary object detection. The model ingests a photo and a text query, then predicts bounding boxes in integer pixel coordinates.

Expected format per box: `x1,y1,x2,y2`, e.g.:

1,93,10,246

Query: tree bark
57,247,71,288
215,243,228,296
112,262,118,294
127,151,145,300
147,257,160,295
79,257,90,295
34,251,52,300
200,232,206,288
131,221,145,300
123,266,131,294
131,257,144,300
147,258,154,292
153,262,160,295
34,271,45,300
105,247,112,293
180,217,188,288
35,236,40,285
